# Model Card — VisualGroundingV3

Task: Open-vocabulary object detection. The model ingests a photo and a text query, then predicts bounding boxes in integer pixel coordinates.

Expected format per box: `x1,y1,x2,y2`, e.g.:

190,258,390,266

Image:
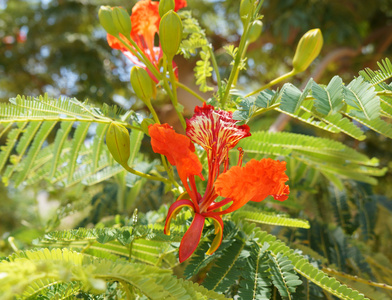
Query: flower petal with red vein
206,215,224,255
164,199,196,235
214,158,290,214
148,123,203,188
179,213,205,263
186,103,251,164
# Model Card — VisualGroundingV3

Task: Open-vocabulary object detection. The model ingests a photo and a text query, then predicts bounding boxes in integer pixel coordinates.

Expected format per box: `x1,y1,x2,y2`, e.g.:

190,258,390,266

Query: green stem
245,70,296,98
252,103,281,118
161,56,175,99
221,13,253,107
232,42,250,87
128,240,134,262
160,154,180,188
116,172,126,212
177,81,206,103
117,35,162,81
123,123,143,131
123,164,170,184
80,241,95,254
145,101,160,124
167,57,187,129
208,45,221,90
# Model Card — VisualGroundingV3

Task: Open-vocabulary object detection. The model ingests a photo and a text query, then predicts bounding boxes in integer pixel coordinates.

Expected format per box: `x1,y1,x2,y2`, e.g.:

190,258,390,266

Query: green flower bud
248,20,263,43
240,0,253,22
159,0,175,17
106,122,130,167
159,11,183,60
130,66,156,102
292,28,323,73
141,118,155,136
112,7,132,38
98,6,118,36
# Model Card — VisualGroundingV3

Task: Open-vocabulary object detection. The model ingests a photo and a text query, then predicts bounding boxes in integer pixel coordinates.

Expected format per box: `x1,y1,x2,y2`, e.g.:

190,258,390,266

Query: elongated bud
159,0,175,17
98,6,118,36
159,11,183,60
130,66,156,102
106,122,130,166
292,28,323,73
240,0,253,22
248,20,262,43
112,7,132,38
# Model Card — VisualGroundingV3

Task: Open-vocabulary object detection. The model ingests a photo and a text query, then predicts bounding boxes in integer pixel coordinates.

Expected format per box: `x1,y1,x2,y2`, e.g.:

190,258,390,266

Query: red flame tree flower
106,0,186,81
148,103,290,262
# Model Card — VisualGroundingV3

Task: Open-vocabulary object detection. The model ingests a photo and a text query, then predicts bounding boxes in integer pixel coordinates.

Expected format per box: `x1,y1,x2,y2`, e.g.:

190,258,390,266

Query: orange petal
148,124,203,188
131,0,160,53
179,213,205,263
214,158,290,213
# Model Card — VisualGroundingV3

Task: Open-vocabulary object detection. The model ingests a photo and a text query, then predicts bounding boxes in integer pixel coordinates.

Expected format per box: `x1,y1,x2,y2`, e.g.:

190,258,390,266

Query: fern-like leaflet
0,94,142,187
233,58,392,141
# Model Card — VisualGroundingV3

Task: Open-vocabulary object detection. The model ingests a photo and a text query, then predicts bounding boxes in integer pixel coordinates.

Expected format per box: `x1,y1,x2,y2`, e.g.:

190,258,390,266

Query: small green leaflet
312,75,344,116
344,76,380,120
280,78,313,113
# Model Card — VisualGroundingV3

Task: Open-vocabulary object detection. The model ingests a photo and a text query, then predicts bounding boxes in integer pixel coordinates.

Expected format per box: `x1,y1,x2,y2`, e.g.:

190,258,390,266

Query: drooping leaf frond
234,59,392,140
0,94,143,187
268,252,302,298
238,242,272,300
240,225,370,300
0,248,227,300
202,239,246,292
238,131,386,187
232,208,310,229
34,226,182,266
359,58,392,86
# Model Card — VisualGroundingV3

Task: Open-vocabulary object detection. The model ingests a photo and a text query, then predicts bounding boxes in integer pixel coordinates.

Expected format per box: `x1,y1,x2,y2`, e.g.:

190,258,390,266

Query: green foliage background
1,0,392,299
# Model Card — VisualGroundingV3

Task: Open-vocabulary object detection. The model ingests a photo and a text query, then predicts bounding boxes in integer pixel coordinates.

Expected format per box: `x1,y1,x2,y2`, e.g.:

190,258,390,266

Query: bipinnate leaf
268,252,302,298
238,131,385,187
0,94,135,187
359,57,392,86
0,248,227,300
202,239,246,292
238,242,272,300
232,209,310,229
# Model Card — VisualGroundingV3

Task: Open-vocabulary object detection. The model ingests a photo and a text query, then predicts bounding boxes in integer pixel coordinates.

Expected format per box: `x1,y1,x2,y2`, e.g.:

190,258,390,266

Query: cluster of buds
98,6,132,37
98,0,184,66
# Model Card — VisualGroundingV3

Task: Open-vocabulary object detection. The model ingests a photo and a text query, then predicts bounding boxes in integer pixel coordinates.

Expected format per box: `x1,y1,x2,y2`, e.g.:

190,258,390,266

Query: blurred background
1,0,392,293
